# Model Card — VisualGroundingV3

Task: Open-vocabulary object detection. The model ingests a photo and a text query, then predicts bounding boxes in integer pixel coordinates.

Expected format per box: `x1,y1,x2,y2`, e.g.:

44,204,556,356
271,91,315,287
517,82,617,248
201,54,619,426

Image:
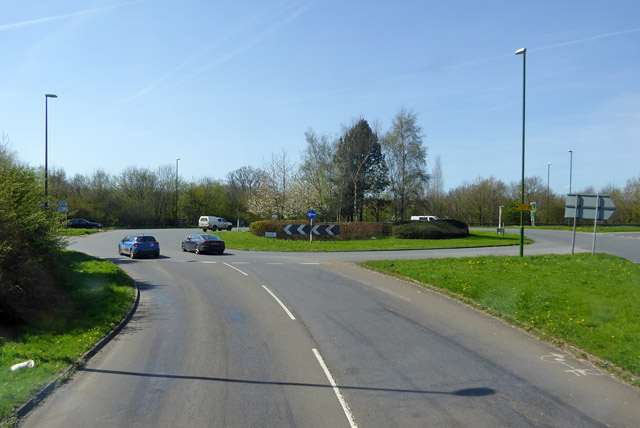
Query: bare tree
382,108,428,222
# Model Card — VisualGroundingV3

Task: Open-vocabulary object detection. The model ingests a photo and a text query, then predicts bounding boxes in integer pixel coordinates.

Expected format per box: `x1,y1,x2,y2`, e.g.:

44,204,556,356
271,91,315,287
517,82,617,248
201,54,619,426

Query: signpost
515,203,532,211
564,194,616,255
307,210,316,243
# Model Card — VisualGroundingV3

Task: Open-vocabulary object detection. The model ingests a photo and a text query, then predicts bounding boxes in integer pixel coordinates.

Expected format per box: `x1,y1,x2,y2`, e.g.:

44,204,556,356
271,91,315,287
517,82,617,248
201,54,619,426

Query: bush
249,220,392,241
393,219,469,239
0,162,66,326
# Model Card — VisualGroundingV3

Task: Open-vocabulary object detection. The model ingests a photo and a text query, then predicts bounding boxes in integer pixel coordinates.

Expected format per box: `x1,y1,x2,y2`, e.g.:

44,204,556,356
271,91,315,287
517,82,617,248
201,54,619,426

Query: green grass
363,254,640,382
58,228,103,236
213,230,531,251
0,251,135,421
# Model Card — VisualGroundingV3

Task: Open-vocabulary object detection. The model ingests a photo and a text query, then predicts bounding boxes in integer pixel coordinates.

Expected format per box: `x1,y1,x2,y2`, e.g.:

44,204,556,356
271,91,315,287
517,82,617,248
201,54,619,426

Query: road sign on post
564,194,616,255
515,203,533,211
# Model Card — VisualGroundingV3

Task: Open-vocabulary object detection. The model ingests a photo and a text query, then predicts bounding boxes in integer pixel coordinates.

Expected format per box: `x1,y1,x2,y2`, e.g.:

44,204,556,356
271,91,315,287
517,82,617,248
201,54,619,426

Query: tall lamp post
175,157,181,225
567,149,573,193
44,94,58,201
546,162,552,224
515,47,526,257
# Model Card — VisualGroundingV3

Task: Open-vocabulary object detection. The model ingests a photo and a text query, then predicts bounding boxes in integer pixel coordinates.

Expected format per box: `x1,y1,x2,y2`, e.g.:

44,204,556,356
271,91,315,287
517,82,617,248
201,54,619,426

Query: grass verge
58,228,104,237
363,253,640,385
214,230,531,251
0,251,135,422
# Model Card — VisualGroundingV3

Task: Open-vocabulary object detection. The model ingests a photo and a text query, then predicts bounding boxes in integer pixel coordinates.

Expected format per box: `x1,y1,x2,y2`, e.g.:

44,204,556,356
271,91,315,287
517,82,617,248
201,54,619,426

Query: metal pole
44,94,57,203
175,157,180,225
568,150,573,194
592,194,600,255
516,48,526,257
547,162,551,224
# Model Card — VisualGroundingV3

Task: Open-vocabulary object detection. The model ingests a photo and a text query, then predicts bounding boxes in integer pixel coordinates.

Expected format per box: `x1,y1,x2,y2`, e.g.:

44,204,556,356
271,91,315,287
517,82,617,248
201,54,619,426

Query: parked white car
199,216,233,231
410,215,439,221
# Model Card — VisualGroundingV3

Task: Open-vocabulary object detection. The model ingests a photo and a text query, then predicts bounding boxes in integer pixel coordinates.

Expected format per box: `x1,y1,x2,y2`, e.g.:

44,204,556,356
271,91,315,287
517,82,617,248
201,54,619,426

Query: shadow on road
79,368,495,397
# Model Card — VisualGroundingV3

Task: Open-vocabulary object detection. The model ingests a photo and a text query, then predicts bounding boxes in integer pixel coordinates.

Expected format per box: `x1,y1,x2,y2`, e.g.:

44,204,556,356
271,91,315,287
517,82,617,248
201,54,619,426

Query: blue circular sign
307,209,317,220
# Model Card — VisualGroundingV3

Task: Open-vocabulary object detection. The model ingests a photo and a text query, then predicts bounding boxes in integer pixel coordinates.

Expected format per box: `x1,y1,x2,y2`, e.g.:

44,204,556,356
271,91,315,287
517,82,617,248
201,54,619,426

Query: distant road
19,229,640,427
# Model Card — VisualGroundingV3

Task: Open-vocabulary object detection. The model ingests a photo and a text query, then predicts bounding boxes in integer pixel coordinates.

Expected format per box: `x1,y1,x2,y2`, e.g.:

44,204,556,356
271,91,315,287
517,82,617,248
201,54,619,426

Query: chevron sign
283,224,340,236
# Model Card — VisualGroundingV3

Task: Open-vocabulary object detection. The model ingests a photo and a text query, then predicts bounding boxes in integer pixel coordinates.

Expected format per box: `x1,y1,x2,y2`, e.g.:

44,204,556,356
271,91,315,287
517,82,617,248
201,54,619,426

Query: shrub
0,162,66,325
393,219,469,239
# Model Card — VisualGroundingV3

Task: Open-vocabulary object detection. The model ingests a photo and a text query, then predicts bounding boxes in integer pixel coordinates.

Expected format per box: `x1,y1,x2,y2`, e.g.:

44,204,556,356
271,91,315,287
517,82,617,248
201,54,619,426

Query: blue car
118,234,160,259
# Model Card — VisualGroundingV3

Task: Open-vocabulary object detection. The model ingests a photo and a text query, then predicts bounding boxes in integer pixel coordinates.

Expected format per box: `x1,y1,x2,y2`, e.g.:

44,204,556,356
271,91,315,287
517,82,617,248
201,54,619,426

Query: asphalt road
19,228,640,427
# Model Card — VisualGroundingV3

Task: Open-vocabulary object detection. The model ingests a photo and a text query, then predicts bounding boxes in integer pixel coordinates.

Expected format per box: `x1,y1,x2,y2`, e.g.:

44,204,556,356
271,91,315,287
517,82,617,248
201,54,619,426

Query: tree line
3,107,640,228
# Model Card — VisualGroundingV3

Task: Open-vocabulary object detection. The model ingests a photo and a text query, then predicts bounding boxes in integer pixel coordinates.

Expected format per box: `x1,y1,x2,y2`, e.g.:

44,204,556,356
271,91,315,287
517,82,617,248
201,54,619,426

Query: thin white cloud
0,1,145,32
532,27,640,52
126,0,317,101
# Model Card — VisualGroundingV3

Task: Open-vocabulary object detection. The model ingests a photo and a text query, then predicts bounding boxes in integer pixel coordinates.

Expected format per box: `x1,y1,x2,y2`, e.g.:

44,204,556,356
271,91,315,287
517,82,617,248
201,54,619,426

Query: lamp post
44,94,58,201
515,47,526,257
567,149,573,193
175,157,181,225
546,162,552,224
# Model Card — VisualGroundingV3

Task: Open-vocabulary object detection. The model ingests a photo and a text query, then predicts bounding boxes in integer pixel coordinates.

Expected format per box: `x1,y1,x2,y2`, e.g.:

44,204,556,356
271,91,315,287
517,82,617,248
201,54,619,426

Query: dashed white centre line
312,348,358,428
300,262,320,265
261,285,296,320
223,262,248,276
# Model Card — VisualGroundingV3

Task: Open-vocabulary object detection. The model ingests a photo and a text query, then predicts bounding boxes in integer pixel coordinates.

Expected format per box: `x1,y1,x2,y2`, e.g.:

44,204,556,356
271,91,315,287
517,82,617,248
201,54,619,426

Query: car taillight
134,243,139,247
155,242,159,246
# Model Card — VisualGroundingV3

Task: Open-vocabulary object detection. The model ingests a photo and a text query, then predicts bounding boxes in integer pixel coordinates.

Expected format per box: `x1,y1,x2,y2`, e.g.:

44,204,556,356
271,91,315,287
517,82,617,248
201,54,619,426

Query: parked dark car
67,218,103,229
181,234,225,255
118,234,160,259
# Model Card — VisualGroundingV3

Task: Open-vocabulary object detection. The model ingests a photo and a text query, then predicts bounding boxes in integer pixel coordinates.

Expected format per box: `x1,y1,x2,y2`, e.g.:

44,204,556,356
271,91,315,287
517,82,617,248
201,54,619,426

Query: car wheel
212,226,218,231
130,248,136,259
117,245,121,255
182,243,187,252
154,252,160,259
195,246,201,254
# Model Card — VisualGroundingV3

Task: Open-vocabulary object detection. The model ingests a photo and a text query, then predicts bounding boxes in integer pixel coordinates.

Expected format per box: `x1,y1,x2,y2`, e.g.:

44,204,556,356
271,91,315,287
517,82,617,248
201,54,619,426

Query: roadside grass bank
215,230,531,251
363,254,640,385
0,251,135,423
58,228,104,237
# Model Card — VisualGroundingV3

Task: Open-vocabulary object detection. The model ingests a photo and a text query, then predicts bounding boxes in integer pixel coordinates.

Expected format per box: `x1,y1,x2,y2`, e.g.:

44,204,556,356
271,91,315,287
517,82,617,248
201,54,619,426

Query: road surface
19,228,640,427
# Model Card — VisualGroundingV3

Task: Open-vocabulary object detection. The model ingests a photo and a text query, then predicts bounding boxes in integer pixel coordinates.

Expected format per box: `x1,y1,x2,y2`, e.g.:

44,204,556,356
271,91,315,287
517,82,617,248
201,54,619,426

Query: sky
1,0,639,195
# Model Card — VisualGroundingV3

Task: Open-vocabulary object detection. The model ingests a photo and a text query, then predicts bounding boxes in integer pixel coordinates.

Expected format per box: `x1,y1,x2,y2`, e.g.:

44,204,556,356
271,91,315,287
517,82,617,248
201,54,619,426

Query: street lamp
567,149,573,193
45,93,58,201
175,157,180,225
547,162,552,224
515,47,526,257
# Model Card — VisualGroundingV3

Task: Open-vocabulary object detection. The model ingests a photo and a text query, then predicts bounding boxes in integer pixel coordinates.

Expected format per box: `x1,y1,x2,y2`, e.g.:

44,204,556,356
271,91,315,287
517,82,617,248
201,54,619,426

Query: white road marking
266,262,283,265
201,261,217,264
312,348,358,428
223,262,248,276
300,262,320,265
261,286,296,320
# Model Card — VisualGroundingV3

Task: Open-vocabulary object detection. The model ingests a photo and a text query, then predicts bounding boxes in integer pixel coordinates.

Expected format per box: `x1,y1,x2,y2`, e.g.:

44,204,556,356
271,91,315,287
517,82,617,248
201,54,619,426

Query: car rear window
202,235,221,241
136,236,156,242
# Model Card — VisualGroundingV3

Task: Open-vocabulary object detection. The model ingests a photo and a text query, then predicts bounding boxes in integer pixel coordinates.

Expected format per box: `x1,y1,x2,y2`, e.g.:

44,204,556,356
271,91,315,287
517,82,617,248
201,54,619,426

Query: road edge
11,281,141,420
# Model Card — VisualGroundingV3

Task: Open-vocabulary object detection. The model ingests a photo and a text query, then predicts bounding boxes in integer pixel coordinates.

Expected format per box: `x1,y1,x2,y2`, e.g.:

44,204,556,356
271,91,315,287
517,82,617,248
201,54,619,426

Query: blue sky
2,0,639,194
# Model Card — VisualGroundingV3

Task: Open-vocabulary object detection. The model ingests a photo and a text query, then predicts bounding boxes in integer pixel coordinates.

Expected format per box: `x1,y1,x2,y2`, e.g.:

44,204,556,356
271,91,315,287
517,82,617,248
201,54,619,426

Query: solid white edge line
223,262,248,276
261,285,296,320
312,348,358,428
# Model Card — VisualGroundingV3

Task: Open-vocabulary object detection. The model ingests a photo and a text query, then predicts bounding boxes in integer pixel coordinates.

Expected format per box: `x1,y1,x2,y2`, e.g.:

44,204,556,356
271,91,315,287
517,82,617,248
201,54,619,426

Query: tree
382,108,429,222
334,119,388,222
299,129,340,220
227,166,265,224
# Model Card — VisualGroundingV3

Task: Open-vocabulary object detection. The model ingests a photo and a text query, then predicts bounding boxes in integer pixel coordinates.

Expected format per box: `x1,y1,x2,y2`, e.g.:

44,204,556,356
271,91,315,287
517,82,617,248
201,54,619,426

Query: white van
199,216,233,231
410,215,439,221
